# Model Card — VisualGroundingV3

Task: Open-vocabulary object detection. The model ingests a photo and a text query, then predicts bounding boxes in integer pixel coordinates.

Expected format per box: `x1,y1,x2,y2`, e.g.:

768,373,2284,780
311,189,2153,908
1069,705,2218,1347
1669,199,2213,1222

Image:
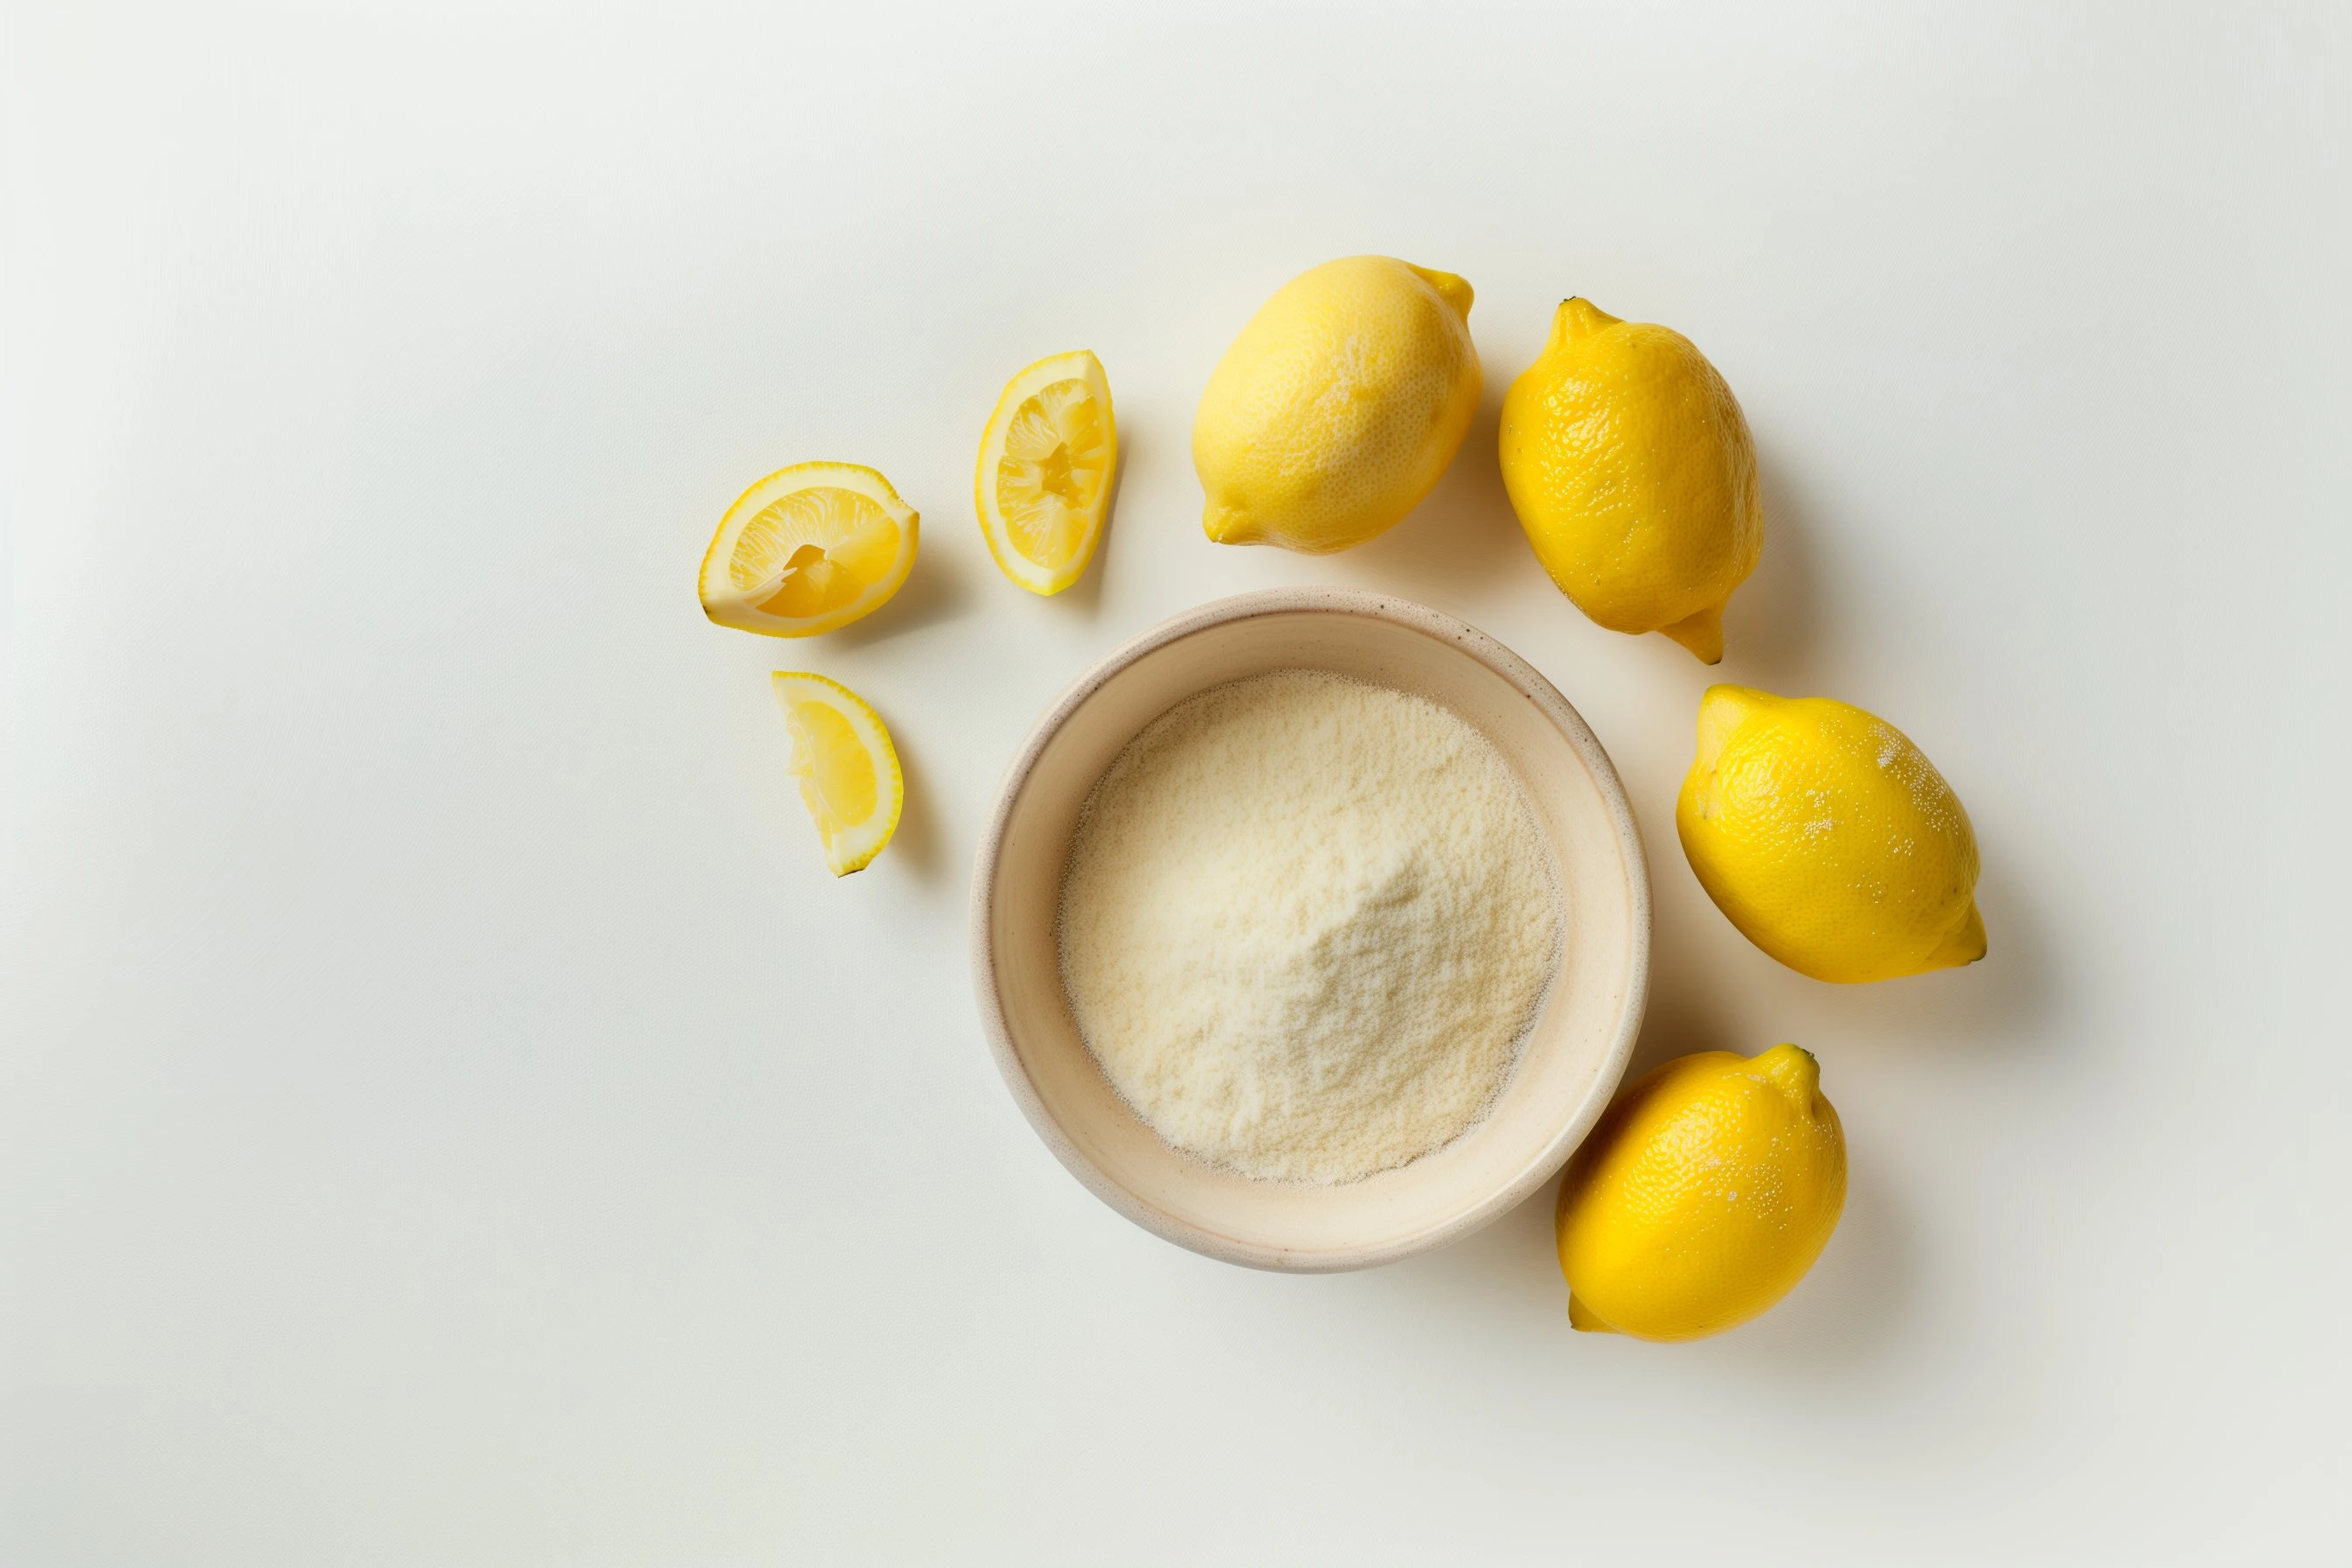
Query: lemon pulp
785,697,877,830
976,351,1117,594
996,378,1110,569
733,487,903,620
771,672,902,876
700,463,920,637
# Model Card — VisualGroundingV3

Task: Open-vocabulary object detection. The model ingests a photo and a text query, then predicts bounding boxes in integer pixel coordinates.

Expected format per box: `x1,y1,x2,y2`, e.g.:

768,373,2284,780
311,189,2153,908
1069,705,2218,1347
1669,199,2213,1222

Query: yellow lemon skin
771,672,902,878
1678,686,1987,984
1557,1045,1845,1342
1498,299,1760,662
1194,256,1480,554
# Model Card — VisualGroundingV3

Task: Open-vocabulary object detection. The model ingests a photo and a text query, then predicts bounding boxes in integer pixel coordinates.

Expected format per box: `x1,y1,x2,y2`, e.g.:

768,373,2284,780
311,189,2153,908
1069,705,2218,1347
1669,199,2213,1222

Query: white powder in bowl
1057,669,1563,1185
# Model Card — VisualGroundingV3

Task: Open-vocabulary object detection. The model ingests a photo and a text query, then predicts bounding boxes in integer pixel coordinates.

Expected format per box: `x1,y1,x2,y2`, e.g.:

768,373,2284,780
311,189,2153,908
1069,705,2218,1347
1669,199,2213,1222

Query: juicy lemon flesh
976,352,1117,595
772,673,901,877
786,699,877,831
1194,256,1480,555
996,377,1108,570
1678,685,1986,984
700,464,918,639
1499,298,1760,662
732,486,902,619
1557,1046,1846,1342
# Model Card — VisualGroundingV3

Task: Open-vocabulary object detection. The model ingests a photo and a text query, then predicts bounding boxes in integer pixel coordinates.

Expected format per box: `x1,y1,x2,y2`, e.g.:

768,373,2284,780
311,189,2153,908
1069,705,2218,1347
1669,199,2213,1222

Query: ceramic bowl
969,588,1649,1270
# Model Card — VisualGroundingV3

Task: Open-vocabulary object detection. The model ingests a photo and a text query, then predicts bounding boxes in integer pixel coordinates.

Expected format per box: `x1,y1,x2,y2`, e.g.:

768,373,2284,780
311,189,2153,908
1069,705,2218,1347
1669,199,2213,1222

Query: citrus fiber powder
1058,669,1563,1185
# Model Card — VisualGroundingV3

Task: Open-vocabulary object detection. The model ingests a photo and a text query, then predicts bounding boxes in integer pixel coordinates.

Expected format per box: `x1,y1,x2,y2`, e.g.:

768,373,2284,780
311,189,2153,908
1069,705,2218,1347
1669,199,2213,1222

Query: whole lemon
1557,1045,1845,1341
1194,256,1480,554
1498,298,1760,662
1679,685,1986,984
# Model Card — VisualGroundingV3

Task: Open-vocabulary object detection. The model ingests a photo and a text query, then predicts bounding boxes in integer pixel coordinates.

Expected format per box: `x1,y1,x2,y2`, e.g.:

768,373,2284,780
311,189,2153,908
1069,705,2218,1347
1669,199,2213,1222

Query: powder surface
1058,669,1563,1185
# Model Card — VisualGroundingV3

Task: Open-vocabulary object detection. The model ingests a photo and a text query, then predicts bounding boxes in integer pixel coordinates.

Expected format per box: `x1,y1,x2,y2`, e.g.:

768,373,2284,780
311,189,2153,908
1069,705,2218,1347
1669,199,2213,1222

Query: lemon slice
975,350,1117,595
700,463,919,637
772,672,902,876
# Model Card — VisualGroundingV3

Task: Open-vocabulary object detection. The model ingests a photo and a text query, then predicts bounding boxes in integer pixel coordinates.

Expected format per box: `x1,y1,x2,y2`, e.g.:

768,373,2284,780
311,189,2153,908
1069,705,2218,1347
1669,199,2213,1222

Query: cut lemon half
700,463,919,637
975,350,1117,595
772,672,902,876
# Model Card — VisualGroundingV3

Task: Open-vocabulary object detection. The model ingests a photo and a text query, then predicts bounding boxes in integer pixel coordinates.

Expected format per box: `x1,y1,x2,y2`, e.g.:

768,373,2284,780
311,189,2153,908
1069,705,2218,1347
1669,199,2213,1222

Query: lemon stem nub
1662,603,1726,663
1567,1295,1619,1334
1926,900,1990,970
1693,683,1769,766
1553,297,1623,347
1406,264,1476,318
1756,1044,1822,1107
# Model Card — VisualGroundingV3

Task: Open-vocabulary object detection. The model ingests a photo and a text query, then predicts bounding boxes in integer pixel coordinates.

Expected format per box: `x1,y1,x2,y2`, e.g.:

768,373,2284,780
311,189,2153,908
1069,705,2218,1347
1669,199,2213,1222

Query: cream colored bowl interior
970,589,1649,1271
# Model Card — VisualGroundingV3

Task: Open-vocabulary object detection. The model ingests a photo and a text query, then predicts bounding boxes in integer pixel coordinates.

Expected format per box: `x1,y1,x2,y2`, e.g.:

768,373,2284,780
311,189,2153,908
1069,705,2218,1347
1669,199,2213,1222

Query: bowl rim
967,586,1652,1271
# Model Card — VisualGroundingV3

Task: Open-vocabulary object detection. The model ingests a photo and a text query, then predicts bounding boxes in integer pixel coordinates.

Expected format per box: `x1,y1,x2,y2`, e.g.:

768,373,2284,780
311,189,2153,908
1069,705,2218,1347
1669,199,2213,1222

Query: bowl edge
966,586,1652,1272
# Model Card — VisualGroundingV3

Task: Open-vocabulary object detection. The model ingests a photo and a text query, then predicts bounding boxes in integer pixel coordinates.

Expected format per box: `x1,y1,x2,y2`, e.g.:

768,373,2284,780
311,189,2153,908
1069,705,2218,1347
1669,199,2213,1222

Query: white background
4,3,2348,1562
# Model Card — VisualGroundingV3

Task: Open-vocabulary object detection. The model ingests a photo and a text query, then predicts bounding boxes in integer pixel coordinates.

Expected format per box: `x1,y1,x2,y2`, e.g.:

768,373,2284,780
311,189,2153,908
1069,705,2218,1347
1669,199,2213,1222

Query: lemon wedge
700,463,919,637
975,350,1117,594
772,672,902,876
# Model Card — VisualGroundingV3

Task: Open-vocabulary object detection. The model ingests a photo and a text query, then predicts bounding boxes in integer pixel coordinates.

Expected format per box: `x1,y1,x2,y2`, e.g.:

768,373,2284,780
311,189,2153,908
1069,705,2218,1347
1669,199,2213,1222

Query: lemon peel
1557,1045,1846,1342
1499,298,1760,662
1194,256,1480,554
975,350,1118,595
1678,685,1986,983
700,463,919,638
772,672,902,877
